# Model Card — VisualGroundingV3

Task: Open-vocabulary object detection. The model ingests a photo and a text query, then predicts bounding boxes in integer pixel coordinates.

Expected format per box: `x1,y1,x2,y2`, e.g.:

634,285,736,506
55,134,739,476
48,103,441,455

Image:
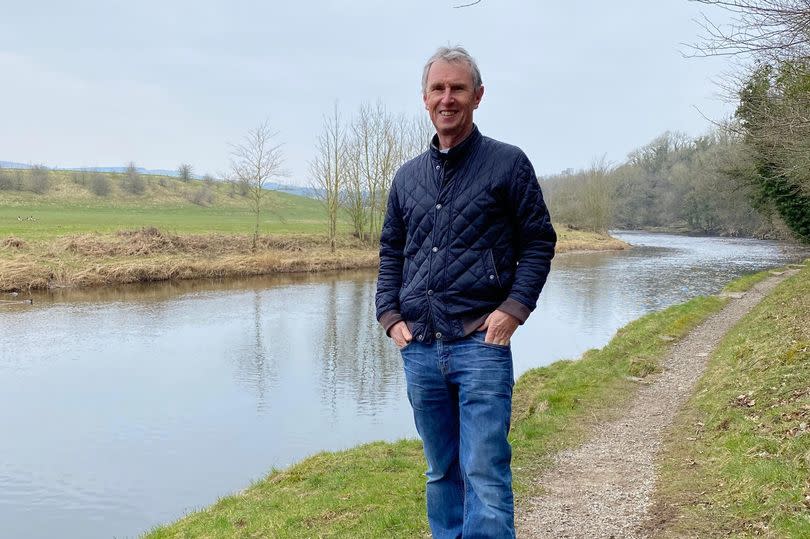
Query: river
0,232,806,539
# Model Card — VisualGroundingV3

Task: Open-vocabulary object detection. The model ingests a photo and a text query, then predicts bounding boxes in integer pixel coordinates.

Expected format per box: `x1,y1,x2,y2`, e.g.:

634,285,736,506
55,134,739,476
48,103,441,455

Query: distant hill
0,161,181,176
0,161,317,198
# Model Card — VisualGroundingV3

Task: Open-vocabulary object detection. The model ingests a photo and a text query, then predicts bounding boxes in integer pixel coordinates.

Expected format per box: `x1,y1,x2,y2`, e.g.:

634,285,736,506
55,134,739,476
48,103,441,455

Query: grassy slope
0,171,331,239
144,286,730,538
648,264,809,538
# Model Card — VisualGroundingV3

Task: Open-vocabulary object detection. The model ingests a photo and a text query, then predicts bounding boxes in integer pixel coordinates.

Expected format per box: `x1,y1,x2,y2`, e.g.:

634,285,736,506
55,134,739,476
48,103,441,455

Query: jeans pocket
471,330,510,349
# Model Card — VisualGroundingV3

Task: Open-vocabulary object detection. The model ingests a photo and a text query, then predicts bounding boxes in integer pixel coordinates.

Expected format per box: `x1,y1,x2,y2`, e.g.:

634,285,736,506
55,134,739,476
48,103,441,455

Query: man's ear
474,85,484,109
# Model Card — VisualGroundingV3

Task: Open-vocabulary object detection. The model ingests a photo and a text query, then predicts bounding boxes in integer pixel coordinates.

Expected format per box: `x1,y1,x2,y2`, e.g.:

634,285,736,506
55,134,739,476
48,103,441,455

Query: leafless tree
690,0,810,62
310,104,348,253
28,165,51,194
122,162,146,195
345,104,431,245
349,102,401,244
177,163,194,182
229,120,286,251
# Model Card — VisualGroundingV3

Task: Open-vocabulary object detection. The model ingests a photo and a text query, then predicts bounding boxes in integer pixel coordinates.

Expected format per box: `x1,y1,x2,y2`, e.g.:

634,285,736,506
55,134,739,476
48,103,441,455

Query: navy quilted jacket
375,126,556,343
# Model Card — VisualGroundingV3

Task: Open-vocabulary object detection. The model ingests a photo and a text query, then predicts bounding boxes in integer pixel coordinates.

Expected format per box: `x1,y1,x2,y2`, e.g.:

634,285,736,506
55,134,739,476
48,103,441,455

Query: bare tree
343,103,428,245
28,165,51,194
691,0,810,62
345,106,373,244
349,102,398,244
229,120,286,251
88,173,111,197
310,104,348,253
177,163,194,182
122,162,146,195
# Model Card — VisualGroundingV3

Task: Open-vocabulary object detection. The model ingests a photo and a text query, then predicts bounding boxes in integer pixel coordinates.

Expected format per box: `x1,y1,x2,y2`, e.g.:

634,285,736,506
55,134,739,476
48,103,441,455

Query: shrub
122,162,146,195
26,165,51,194
0,168,14,190
88,173,111,196
187,184,214,206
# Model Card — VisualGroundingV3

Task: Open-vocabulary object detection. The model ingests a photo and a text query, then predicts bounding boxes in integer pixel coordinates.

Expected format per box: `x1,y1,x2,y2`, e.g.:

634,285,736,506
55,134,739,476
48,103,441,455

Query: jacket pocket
486,249,502,287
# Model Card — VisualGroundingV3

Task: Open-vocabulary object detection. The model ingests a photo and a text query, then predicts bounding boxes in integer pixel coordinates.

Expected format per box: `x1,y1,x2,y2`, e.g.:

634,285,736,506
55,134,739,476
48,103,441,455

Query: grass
143,278,731,538
0,171,627,291
722,269,777,293
647,263,809,538
0,171,331,240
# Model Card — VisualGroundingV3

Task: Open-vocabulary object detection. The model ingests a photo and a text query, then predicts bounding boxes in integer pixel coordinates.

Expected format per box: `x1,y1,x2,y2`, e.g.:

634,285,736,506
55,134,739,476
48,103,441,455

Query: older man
376,46,556,538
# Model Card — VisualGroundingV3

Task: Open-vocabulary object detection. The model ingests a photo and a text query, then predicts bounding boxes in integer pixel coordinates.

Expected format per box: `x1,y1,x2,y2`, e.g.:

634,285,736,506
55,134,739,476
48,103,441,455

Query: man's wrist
496,297,531,325
378,310,404,336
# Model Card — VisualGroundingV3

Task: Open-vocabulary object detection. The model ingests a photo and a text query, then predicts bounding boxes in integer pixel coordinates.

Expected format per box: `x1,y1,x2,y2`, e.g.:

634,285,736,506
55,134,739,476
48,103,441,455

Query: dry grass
1,236,28,250
554,224,629,253
0,226,624,291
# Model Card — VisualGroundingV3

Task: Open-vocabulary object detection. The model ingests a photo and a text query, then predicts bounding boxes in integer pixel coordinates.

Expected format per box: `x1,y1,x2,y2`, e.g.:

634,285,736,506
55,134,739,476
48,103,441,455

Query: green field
0,169,336,239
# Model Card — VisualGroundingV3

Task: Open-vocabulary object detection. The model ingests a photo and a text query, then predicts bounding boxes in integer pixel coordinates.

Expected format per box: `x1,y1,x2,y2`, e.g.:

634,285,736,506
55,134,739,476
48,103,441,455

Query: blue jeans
400,331,515,539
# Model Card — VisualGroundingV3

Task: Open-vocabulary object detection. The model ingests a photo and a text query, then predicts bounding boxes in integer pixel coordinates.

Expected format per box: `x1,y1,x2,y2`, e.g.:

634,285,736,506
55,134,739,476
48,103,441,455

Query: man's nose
440,89,454,103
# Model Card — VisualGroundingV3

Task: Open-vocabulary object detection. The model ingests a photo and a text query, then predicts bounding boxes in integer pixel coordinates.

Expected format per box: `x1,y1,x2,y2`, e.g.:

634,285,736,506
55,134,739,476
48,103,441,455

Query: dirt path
516,270,797,539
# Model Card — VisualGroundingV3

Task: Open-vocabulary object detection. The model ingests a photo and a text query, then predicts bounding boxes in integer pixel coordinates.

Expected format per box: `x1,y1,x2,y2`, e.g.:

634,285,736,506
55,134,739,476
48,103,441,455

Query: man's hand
390,321,413,349
477,310,520,346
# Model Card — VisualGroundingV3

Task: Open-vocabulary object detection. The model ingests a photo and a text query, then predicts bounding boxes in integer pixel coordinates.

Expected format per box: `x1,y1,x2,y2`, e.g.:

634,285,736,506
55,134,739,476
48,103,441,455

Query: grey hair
421,46,483,93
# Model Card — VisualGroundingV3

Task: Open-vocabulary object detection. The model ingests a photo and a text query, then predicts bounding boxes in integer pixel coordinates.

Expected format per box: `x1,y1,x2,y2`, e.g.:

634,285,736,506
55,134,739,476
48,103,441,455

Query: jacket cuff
497,297,531,324
378,310,404,336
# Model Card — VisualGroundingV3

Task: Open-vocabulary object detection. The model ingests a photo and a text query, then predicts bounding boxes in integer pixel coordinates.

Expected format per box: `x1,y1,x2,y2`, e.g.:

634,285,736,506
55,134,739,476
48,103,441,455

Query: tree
229,120,286,251
692,0,810,240
734,62,810,238
88,173,111,197
310,105,347,253
122,162,146,195
347,102,401,244
177,163,194,182
339,104,431,246
691,0,810,62
27,165,51,194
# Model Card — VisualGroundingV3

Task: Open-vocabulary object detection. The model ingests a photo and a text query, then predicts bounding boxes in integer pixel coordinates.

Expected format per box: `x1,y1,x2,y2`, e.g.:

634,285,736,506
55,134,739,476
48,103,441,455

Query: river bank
143,265,807,538
0,225,627,292
645,263,809,537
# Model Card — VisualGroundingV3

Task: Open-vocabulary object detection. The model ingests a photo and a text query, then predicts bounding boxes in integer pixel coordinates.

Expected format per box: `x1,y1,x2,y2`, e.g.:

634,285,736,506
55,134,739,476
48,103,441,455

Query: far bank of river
0,232,807,539
0,225,626,292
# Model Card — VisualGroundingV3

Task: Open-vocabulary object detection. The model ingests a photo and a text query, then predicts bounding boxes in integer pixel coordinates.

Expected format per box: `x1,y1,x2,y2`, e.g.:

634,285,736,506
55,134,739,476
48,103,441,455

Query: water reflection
0,232,807,539
228,291,279,412
317,279,402,418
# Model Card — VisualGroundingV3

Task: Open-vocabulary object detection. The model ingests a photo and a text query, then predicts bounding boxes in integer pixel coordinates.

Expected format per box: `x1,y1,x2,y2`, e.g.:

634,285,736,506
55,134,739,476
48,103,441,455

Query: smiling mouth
439,111,457,117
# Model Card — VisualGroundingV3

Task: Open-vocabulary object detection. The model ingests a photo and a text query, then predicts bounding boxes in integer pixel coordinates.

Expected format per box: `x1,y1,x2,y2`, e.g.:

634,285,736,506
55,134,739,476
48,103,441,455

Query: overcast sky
0,0,734,185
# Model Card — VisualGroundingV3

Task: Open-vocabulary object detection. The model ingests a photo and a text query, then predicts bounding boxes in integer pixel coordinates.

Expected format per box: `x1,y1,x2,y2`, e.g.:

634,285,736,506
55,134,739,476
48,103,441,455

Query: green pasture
0,170,336,239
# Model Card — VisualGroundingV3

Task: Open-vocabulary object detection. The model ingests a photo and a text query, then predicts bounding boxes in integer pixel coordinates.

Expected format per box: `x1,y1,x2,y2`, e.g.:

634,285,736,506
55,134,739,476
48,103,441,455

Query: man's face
423,60,484,146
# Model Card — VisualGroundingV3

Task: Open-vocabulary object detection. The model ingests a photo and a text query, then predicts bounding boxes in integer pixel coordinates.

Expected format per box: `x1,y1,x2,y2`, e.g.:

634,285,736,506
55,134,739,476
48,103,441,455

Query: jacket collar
430,124,482,163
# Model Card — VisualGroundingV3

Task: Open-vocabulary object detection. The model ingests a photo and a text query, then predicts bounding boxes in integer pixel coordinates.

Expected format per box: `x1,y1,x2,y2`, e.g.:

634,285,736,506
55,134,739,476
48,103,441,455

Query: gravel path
516,271,796,539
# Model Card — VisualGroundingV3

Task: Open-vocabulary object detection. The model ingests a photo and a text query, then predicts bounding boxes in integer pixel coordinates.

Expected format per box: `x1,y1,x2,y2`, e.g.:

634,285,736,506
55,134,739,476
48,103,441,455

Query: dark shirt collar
430,124,482,163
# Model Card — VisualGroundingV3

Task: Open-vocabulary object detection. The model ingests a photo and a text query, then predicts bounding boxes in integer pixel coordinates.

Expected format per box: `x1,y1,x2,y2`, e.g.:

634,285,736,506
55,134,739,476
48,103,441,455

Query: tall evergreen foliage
733,62,810,240
692,0,810,241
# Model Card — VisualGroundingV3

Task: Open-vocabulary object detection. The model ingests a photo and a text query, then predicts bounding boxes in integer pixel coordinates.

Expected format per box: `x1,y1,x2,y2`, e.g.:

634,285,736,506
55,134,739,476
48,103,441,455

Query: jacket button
417,334,424,341
436,204,442,210
427,289,433,296
435,165,440,170
432,247,438,253
435,332,442,339
489,274,495,280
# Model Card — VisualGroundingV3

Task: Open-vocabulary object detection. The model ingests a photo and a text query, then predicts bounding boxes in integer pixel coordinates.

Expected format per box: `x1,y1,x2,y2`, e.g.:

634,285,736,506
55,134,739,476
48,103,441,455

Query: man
376,46,556,538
